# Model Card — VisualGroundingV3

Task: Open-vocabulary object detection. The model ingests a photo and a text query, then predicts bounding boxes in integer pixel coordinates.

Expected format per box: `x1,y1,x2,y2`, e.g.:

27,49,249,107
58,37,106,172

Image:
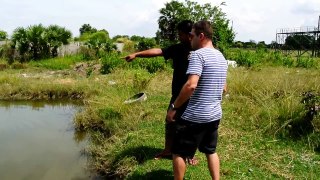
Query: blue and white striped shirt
181,48,227,123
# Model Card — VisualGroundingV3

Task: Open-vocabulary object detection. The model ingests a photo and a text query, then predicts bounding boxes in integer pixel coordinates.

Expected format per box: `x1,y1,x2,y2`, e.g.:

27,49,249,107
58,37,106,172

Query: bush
136,38,156,51
11,62,27,69
132,70,153,92
100,53,125,74
0,63,8,71
0,44,15,64
296,57,315,68
122,40,135,53
129,57,166,73
79,46,97,60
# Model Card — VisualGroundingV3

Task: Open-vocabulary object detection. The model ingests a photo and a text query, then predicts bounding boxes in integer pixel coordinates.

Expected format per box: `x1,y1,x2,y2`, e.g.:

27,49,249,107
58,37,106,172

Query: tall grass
100,53,170,74
1,55,319,179
226,48,320,69
28,54,84,70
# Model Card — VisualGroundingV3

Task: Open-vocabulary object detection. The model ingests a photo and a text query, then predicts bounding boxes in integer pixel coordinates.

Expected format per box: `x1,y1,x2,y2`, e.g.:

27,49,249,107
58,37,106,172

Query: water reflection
0,101,90,180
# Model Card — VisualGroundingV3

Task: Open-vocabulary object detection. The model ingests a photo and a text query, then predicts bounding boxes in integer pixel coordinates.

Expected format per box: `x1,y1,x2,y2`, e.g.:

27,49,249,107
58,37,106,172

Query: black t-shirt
162,42,191,115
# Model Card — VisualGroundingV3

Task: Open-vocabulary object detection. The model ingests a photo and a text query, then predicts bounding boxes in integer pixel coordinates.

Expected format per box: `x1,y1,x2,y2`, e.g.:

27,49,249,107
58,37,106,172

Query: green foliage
112,35,130,41
79,46,97,60
130,35,144,42
157,0,235,47
46,25,72,57
100,53,167,74
115,37,129,43
98,108,122,120
122,40,135,53
28,55,83,70
11,24,72,61
129,57,167,73
1,61,320,179
285,35,314,50
296,56,316,68
11,62,27,69
136,38,156,51
271,91,320,140
226,48,319,69
84,31,116,56
0,63,8,71
79,24,97,36
100,53,125,74
0,43,15,64
0,30,8,40
132,70,154,92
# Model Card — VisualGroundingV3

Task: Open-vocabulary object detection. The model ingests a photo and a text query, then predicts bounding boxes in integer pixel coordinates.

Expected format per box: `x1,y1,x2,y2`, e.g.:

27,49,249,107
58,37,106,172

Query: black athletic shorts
171,119,220,158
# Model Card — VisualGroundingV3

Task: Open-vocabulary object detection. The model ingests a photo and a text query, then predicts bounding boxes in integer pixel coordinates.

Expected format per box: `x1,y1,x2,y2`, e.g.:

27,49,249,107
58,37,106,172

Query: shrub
0,63,8,71
11,62,27,69
132,70,153,92
129,57,166,73
100,53,125,74
122,40,135,53
0,44,15,64
296,57,315,68
135,38,156,51
79,46,97,60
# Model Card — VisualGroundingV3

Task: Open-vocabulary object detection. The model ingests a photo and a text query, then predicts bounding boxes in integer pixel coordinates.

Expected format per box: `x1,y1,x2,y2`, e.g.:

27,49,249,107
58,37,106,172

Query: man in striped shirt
166,20,227,180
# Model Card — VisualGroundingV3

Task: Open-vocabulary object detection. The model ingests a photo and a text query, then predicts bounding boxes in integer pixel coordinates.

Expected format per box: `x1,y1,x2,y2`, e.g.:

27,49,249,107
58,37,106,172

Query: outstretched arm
123,48,163,62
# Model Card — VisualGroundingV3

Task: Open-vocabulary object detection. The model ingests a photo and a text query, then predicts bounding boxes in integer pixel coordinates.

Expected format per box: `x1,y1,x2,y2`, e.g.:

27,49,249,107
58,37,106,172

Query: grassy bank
0,57,319,179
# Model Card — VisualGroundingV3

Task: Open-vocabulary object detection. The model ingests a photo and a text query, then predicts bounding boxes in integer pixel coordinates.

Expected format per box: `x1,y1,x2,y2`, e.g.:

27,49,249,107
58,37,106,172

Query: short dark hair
177,20,193,34
193,20,213,39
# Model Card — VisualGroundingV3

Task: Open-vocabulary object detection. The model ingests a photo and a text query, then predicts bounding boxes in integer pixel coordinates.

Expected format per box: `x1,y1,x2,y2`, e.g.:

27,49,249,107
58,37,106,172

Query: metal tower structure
276,16,320,58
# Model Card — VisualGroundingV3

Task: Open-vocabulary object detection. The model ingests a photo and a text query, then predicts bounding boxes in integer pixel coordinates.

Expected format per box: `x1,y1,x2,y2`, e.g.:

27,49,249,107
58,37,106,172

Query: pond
0,101,91,180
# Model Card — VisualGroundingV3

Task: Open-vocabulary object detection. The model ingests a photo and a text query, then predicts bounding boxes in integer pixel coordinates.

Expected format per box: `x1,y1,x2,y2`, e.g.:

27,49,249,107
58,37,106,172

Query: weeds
1,56,320,179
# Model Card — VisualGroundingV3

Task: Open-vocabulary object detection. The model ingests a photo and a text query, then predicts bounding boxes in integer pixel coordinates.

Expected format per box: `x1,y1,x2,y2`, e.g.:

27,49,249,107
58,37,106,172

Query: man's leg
206,153,220,180
155,122,174,159
173,154,186,180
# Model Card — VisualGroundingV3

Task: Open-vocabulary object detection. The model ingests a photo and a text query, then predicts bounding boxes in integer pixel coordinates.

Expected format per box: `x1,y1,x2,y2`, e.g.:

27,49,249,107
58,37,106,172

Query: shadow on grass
113,145,165,164
127,169,173,180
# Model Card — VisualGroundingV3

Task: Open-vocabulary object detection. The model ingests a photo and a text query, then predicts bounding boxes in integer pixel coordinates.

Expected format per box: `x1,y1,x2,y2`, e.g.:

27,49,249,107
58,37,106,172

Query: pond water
0,101,90,180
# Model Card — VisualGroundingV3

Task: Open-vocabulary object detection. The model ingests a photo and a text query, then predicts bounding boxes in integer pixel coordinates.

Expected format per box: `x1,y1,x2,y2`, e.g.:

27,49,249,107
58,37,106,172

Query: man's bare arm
123,48,163,62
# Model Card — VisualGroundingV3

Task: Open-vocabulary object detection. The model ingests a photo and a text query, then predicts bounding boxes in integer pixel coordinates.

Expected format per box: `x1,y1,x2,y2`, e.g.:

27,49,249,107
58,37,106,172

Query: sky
1,0,320,44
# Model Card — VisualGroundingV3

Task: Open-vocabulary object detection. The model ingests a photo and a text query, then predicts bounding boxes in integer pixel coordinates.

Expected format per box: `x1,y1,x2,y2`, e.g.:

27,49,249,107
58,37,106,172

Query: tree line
0,0,236,62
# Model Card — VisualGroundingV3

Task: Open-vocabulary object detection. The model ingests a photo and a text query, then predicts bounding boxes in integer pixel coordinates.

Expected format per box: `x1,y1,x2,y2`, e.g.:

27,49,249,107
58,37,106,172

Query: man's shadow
113,145,167,164
111,146,173,179
127,169,173,180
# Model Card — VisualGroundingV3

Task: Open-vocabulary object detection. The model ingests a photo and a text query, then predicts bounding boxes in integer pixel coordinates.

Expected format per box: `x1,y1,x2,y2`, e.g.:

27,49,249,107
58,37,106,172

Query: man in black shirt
124,20,194,161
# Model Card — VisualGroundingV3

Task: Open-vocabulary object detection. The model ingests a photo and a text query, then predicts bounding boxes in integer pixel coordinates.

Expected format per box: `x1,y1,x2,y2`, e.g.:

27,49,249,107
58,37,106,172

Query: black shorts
171,119,220,158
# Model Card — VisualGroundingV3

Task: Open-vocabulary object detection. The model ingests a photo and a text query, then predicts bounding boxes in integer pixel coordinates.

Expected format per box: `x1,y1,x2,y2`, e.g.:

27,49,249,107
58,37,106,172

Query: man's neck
200,39,214,48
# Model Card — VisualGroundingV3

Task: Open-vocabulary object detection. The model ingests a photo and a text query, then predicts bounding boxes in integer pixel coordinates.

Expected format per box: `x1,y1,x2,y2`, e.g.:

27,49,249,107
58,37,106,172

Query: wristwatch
169,103,179,110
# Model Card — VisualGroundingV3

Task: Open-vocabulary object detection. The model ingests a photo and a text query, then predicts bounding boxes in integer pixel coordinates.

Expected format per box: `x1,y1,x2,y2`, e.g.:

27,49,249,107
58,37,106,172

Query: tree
85,31,116,55
130,35,144,42
79,24,97,36
157,0,235,50
257,41,267,49
46,25,72,57
136,37,156,51
12,24,72,61
233,41,243,48
285,35,313,50
0,30,8,41
98,29,110,39
112,35,130,41
270,41,279,49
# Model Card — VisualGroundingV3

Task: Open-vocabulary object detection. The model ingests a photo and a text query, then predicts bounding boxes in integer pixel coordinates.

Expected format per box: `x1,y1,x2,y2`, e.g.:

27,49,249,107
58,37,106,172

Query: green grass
28,55,84,70
0,56,319,179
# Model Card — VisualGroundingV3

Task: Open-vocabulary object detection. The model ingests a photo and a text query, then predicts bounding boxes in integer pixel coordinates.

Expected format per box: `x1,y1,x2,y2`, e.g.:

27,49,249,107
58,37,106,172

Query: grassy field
0,56,319,179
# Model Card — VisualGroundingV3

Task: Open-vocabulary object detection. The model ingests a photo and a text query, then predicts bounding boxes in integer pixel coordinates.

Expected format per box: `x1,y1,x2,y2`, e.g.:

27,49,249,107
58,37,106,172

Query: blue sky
1,0,319,43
